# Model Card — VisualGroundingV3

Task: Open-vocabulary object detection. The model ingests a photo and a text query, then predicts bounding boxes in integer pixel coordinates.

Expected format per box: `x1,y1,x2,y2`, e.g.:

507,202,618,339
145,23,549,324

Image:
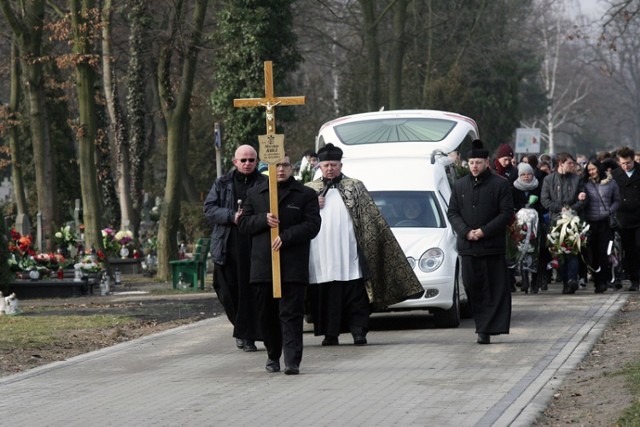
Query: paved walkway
0,285,628,427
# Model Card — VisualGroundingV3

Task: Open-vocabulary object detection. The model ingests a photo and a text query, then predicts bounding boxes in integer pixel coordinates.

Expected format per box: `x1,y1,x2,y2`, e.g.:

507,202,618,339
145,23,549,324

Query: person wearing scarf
512,163,546,293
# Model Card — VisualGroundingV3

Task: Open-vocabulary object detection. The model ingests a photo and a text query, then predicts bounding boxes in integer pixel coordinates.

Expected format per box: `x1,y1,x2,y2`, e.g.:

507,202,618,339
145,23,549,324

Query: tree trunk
1,0,59,248
358,0,381,111
156,0,209,280
180,113,199,203
101,0,133,231
389,0,408,110
126,0,149,234
420,0,434,108
70,0,103,251
8,38,29,216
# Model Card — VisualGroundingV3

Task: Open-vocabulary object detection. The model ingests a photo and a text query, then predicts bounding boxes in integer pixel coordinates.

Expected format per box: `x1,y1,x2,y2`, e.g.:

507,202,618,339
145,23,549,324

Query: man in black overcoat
447,140,514,344
238,155,321,375
203,145,266,351
612,146,640,291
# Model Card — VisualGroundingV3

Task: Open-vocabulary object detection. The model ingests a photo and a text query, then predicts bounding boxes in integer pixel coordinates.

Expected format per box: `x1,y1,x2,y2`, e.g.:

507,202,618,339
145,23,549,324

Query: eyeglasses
239,158,256,163
276,162,292,168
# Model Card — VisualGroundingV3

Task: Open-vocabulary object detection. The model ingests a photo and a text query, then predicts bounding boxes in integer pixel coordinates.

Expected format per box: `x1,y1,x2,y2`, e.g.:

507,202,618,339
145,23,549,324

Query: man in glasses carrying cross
204,144,266,351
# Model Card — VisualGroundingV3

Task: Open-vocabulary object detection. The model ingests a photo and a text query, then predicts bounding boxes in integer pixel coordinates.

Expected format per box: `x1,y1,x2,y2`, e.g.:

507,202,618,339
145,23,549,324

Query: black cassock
213,226,262,341
461,255,511,334
447,168,514,337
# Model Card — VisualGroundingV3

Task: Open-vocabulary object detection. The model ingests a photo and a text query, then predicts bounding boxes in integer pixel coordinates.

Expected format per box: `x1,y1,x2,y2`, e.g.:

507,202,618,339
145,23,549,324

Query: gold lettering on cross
233,61,305,298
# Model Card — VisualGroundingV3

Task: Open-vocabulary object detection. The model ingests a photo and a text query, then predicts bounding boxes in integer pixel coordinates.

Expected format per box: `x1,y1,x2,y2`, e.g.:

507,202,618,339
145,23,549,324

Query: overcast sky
568,0,607,19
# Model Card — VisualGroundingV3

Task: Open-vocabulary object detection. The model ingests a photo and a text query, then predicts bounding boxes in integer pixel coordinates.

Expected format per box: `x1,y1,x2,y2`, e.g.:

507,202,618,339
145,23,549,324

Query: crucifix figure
233,61,305,297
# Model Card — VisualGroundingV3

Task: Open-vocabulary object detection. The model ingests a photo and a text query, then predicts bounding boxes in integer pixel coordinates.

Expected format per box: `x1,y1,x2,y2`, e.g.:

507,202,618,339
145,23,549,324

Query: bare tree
592,7,640,148
6,38,29,216
101,0,133,232
521,0,590,153
155,0,209,280
388,0,408,109
1,0,59,246
602,0,640,43
68,0,103,250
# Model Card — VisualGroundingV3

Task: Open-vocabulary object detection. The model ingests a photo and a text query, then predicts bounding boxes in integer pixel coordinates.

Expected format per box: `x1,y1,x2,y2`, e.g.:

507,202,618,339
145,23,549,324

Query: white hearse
315,110,479,328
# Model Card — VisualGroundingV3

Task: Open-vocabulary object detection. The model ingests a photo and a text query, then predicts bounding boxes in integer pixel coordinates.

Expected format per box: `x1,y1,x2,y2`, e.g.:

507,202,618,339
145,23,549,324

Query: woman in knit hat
511,162,546,293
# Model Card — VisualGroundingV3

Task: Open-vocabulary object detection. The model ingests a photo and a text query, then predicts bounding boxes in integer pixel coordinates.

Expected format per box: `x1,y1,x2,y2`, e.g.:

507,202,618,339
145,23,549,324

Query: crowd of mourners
491,144,640,296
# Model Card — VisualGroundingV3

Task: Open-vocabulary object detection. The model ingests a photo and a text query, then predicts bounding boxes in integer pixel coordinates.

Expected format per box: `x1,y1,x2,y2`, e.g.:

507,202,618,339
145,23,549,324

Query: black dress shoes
594,284,608,294
477,333,491,344
243,340,257,352
353,334,367,346
322,336,339,346
236,338,245,349
265,359,280,373
284,366,299,375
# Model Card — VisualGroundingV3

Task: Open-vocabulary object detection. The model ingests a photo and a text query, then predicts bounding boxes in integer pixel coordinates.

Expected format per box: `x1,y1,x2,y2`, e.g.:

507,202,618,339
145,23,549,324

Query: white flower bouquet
547,209,590,258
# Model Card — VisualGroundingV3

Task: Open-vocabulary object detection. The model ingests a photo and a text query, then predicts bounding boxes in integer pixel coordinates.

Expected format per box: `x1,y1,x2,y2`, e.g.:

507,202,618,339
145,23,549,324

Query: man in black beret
447,140,514,344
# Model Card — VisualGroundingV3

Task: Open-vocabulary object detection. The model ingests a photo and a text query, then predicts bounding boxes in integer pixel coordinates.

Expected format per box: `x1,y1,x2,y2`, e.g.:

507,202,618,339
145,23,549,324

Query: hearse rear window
333,118,456,145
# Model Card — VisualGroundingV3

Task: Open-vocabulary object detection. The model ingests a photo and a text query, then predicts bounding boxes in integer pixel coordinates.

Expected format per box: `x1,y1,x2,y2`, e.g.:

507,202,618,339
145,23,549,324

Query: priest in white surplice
306,144,422,346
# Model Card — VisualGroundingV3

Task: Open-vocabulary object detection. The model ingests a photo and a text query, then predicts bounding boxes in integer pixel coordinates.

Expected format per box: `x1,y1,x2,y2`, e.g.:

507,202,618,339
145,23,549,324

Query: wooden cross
233,61,305,298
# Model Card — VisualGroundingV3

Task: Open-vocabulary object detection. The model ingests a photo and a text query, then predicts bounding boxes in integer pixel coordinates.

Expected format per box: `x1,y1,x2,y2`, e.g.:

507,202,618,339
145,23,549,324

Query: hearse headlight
418,248,444,272
407,256,416,269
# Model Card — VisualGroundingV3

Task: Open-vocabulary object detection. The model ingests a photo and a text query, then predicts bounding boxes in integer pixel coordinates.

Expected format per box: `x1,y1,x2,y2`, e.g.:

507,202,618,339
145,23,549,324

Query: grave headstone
15,213,31,237
36,212,44,252
73,199,82,230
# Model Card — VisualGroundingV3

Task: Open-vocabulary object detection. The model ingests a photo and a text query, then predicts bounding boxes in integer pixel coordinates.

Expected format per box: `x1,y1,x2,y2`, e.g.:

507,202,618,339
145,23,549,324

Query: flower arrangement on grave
547,209,590,259
34,252,69,271
115,230,134,246
101,227,120,257
142,236,158,255
114,230,135,258
74,255,103,274
7,229,36,273
53,225,76,247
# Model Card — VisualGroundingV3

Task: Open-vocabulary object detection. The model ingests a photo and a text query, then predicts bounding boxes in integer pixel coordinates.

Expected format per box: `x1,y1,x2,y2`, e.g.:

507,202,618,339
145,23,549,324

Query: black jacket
238,177,321,284
447,168,514,256
512,184,544,215
540,171,587,217
203,170,266,265
612,164,640,229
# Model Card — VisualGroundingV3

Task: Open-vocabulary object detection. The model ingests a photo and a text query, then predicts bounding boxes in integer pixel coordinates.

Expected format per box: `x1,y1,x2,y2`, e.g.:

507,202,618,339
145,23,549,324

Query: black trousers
213,262,261,341
620,226,640,284
310,278,370,338
256,282,306,369
461,255,511,335
586,220,614,286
